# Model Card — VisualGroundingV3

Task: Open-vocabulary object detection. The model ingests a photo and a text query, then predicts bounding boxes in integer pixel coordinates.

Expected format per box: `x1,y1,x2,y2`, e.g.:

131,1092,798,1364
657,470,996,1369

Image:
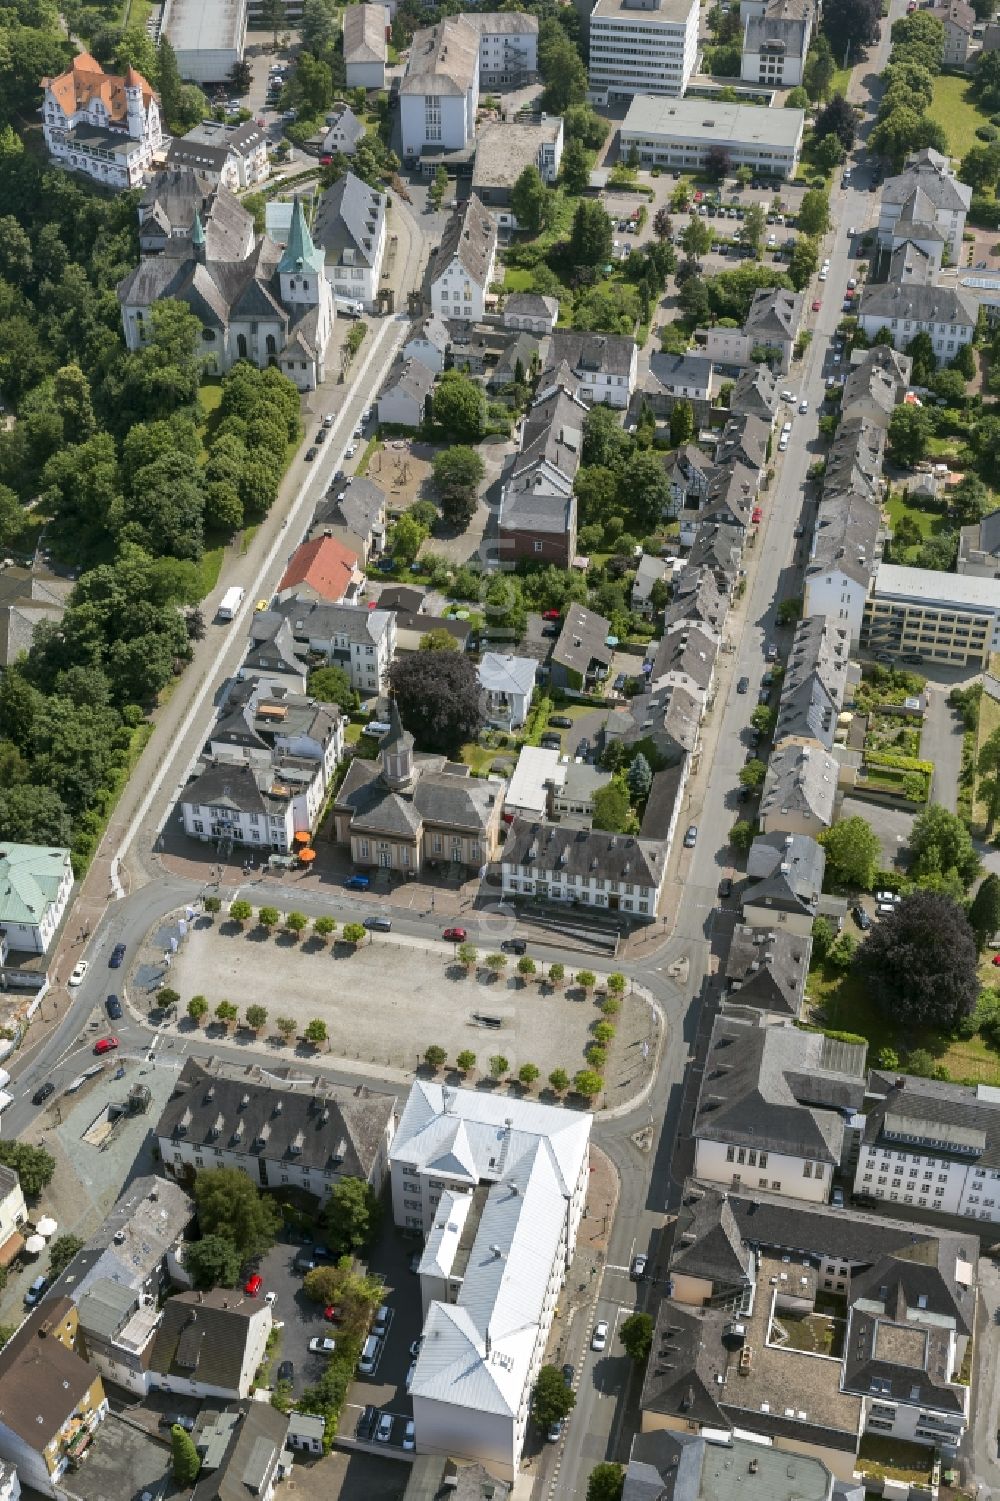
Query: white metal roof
505,744,564,815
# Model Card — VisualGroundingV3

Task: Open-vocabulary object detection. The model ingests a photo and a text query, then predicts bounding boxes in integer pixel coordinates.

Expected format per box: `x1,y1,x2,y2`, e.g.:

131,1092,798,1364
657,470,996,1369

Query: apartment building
861,562,1000,667
542,330,638,408
773,615,853,751
178,754,326,853
958,508,1000,578
501,819,667,915
0,843,73,956
840,344,911,429
640,1182,976,1475
692,1014,867,1203
401,17,480,159
723,923,811,1018
619,96,804,178
803,418,886,643
741,0,812,86
465,12,539,86
313,170,388,311
858,280,977,360
393,1082,592,1480
344,3,387,88
742,831,825,936
707,287,804,373
878,148,972,263
149,1289,271,1400
759,741,839,835
928,0,976,66
588,0,699,100
206,679,343,785
272,598,395,696
167,119,269,191
157,1057,397,1200
549,603,613,691
309,475,387,562
854,1070,1000,1224
430,195,498,324
497,381,586,568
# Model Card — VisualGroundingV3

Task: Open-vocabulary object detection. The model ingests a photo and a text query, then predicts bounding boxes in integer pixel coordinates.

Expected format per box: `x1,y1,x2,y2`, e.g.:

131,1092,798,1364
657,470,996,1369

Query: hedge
863,749,934,776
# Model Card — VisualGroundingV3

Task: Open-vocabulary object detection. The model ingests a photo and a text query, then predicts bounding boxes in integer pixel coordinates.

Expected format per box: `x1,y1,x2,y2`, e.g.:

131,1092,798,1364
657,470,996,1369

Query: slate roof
311,474,386,546
723,922,811,1017
669,1186,751,1291
156,1056,395,1180
715,413,769,473
760,741,838,829
405,312,450,355
959,507,1000,576
502,818,666,887
664,564,729,632
180,757,311,821
313,170,387,269
774,614,850,750
52,1176,194,1305
625,681,703,759
662,442,714,491
381,355,436,408
882,152,972,214
647,622,718,695
743,831,825,918
343,2,387,63
505,383,586,518
859,280,977,328
545,330,636,379
430,193,497,287
842,343,911,424
503,292,559,329
700,462,757,528
729,364,778,420
402,16,479,96
321,100,364,153
693,1013,866,1161
335,755,498,839
687,523,742,583
150,1289,265,1392
862,1069,1000,1170
744,286,803,343
190,1401,289,1501
167,118,267,174
139,170,253,261
551,603,613,675
639,763,686,840
644,350,714,397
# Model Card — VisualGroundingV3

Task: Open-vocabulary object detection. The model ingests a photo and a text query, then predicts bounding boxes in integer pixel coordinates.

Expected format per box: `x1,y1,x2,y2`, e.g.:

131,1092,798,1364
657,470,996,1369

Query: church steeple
277,195,324,277
380,697,414,791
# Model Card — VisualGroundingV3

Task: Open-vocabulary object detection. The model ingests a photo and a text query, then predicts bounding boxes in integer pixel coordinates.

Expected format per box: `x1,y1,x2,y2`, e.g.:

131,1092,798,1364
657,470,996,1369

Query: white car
781,420,792,435
781,389,794,402
69,961,89,987
308,1336,336,1356
847,277,858,290
778,436,789,451
403,1419,415,1451
591,1320,609,1352
345,443,358,458
405,1360,417,1392
875,890,900,906
818,270,828,281
376,1413,393,1443
264,1291,277,1306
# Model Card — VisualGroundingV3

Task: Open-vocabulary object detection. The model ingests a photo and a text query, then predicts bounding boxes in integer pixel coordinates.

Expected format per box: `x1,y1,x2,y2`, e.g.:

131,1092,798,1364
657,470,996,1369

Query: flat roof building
620,95,805,179
159,0,248,86
861,561,1000,667
589,0,700,100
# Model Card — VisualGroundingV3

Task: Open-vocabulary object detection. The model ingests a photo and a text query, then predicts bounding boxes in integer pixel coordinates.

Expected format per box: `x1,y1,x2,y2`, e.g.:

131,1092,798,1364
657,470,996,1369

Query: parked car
324,1305,344,1323
542,609,561,621
766,643,778,661
24,1275,48,1307
541,623,559,638
576,737,591,760
244,1274,263,1296
403,1419,415,1451
308,1336,337,1356
683,825,697,848
304,447,318,462
294,1251,317,1273
630,1253,648,1280
548,715,573,728
105,995,122,1020
94,1037,119,1055
442,927,467,942
32,1082,55,1106
277,1360,294,1384
540,732,561,748
547,1419,564,1442
561,1362,574,1386
376,1413,393,1443
501,938,527,955
737,676,749,694
356,1405,378,1440
69,960,89,987
592,1320,609,1352
751,507,762,524
718,877,733,899
159,1412,194,1431
345,874,370,891
109,942,126,968
364,915,392,932
831,1187,845,1209
853,905,871,931
406,1361,417,1392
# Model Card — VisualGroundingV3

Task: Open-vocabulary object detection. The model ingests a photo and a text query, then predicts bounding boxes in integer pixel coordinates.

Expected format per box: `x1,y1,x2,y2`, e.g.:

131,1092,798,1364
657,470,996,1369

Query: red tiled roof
278,536,360,602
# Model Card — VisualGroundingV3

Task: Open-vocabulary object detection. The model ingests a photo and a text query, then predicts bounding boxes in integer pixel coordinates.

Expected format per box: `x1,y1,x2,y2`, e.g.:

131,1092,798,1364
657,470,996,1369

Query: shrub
456,1049,477,1073
593,1021,616,1045
187,994,209,1024
276,1016,297,1043
518,1062,540,1088
457,942,478,968
549,963,565,987
258,906,280,930
304,1019,328,1047
576,970,596,992
606,972,626,996
586,1044,607,1069
573,1068,604,1098
549,1068,570,1093
215,1000,238,1026
342,922,366,946
601,996,621,1016
245,1004,268,1033
489,1054,510,1079
203,895,222,916
313,916,336,942
485,953,508,974
229,899,252,925
424,1045,447,1070
285,911,308,938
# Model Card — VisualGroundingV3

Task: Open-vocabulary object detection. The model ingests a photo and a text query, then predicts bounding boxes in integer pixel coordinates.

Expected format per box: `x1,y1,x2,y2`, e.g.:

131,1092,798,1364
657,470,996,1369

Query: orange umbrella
298,848,316,863
293,831,311,844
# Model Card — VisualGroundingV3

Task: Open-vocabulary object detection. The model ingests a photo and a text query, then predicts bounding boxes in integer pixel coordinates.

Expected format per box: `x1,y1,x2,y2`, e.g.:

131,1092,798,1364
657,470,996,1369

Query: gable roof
190,1401,289,1501
343,2,387,62
150,1288,264,1391
277,536,360,603
314,170,387,269
402,16,479,95
502,818,666,888
0,1296,96,1449
723,922,811,1016
551,602,613,674
545,330,636,379
774,614,851,749
760,740,838,829
744,831,825,916
431,193,497,287
43,51,157,120
744,286,803,342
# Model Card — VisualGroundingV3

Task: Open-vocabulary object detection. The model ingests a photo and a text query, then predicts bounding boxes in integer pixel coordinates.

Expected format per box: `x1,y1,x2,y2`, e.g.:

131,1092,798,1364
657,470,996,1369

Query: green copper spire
191,209,205,246
278,195,324,276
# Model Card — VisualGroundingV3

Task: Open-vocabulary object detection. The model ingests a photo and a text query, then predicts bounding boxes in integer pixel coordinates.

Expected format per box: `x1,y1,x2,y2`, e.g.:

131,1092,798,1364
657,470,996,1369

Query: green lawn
829,64,851,98
196,544,225,597
928,73,985,161
503,268,536,293
885,490,948,540
196,379,225,456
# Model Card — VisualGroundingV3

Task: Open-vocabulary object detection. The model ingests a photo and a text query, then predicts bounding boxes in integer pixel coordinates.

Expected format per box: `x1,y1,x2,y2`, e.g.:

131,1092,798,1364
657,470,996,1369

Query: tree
574,1069,604,1098
730,819,755,853
432,371,486,441
245,1004,268,1033
960,142,1000,192
285,911,307,939
870,106,947,169
313,915,336,944
276,1016,297,1043
620,1311,653,1362
304,1019,328,1048
804,37,837,100
571,199,614,267
627,753,653,801
821,0,880,55
576,970,596,993
172,1425,201,1485
187,995,209,1025
744,202,766,252
215,1000,238,1028
819,815,880,890
425,1044,447,1070
193,1167,281,1260
185,1233,243,1289
321,1176,382,1256
549,1068,570,1093
342,922,366,947
229,898,252,926
798,189,831,238
669,400,695,447
433,446,485,528
456,942,478,970
587,1463,625,1501
811,915,835,962
970,873,1000,950
592,780,633,833
549,964,565,988
0,1143,55,1197
653,207,673,241
788,236,820,292
391,512,427,566
456,1049,477,1073
259,0,286,42
856,891,980,1031
390,650,482,753
814,132,846,170
203,896,222,917
906,330,937,386
705,145,730,179
739,758,767,789
258,906,280,931
562,137,591,194
47,1234,83,1281
533,1364,577,1427
909,803,981,889
429,164,448,210
815,93,857,149
517,956,537,983
519,1062,540,1088
681,215,712,258
538,21,588,112
489,1054,510,1079
511,166,551,233
888,403,932,466
308,665,355,709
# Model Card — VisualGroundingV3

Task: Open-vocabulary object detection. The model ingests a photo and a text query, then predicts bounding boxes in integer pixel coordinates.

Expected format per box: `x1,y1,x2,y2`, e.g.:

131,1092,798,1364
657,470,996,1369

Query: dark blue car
345,874,371,891
109,943,126,968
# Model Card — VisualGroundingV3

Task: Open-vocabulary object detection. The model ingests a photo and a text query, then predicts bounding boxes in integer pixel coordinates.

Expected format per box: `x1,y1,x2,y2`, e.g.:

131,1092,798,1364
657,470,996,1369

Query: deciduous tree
856,891,980,1031
389,650,482,753
185,1234,242,1289
320,1176,382,1256
533,1364,577,1427
193,1167,281,1260
819,815,881,890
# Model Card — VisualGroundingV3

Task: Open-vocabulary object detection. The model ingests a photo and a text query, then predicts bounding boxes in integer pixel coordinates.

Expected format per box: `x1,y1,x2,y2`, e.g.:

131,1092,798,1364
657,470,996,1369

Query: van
358,1334,382,1375
373,1304,391,1335
363,721,391,737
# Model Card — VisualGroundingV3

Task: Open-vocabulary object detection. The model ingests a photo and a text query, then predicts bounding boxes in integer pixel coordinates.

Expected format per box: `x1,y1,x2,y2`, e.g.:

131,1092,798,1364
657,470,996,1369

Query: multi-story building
741,0,812,85
344,2,387,88
190,1403,290,1501
692,1014,867,1203
148,1289,272,1400
400,17,480,160
466,12,539,85
159,0,248,88
878,148,972,263
178,755,327,853
41,53,161,190
857,278,976,360
723,924,811,1018
393,1081,592,1480
742,831,825,936
429,195,497,324
0,1169,27,1269
707,287,804,373
542,331,637,408
639,1181,976,1477
157,1057,397,1199
855,1069,1000,1223
309,475,387,562
501,819,667,916
478,653,537,730
759,741,839,835
773,615,853,751
167,119,269,190
588,0,699,100
619,96,804,178
471,117,563,228
313,170,388,311
0,844,73,956
803,418,886,643
378,357,437,428
861,562,1000,667
276,535,365,607
928,0,976,65
267,598,395,696
206,679,344,787
497,381,586,569
958,507,1000,578
549,603,613,691
840,344,911,429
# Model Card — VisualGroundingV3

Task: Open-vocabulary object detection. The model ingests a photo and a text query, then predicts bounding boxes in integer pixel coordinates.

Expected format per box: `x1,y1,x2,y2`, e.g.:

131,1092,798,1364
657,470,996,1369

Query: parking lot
250,1236,351,1399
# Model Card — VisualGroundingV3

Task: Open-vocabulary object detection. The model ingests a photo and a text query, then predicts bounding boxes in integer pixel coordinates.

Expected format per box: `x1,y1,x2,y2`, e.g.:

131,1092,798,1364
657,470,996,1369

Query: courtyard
155,923,661,1103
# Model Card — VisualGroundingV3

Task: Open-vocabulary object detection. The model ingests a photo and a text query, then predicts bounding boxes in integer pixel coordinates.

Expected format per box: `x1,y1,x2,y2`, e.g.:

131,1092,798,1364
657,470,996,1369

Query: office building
619,95,804,178
589,0,699,100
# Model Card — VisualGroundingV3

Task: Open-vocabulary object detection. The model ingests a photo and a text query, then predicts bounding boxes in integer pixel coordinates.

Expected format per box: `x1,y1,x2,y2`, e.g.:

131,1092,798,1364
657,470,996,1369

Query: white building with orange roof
40,51,163,190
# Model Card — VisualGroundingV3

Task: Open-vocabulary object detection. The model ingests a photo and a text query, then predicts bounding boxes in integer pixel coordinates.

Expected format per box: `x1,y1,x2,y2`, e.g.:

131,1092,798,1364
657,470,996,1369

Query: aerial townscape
5,0,1000,1496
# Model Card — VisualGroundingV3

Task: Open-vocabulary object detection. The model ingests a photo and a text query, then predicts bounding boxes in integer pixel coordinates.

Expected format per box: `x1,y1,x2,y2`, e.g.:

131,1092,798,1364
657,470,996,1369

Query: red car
811,299,821,311
992,954,1000,967
319,154,333,166
94,1037,119,1055
541,609,561,621
245,1274,263,1297
751,507,762,524
324,1305,344,1322
443,927,467,942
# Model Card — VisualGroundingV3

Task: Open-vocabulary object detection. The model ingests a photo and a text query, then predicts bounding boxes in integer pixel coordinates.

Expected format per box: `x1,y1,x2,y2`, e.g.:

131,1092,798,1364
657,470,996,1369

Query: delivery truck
217,586,245,621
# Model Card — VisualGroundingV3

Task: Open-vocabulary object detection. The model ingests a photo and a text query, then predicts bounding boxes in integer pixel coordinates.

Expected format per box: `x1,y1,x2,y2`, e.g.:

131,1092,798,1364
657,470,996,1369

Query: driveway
254,1237,338,1397
920,673,977,815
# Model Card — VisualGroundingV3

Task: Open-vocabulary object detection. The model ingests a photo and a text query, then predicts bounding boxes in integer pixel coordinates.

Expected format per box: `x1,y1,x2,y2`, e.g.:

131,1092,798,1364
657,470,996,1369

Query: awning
0,1232,23,1267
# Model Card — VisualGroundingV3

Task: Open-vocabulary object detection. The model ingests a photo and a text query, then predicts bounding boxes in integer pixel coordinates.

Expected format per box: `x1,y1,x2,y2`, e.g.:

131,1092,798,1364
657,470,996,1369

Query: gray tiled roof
336,755,499,837
551,602,613,674
150,1288,264,1392
644,350,714,396
774,614,850,750
156,1056,395,1180
859,279,977,328
760,741,838,828
623,1431,704,1501
647,622,718,694
343,2,386,63
664,564,728,632
430,193,497,287
842,344,911,423
862,1068,1000,1169
959,507,1000,576
701,462,757,527
729,365,778,419
502,818,666,887
723,923,811,1016
882,152,972,213
744,831,825,917
314,170,387,269
715,413,769,473
693,1013,867,1161
686,523,741,582
744,286,803,342
545,330,636,379
190,1400,289,1501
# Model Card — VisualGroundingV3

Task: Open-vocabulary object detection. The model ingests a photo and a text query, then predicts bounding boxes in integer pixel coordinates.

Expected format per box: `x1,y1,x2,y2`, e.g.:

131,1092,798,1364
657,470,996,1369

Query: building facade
41,53,162,190
862,562,1000,666
0,844,73,956
619,95,804,178
588,0,700,100
400,17,479,159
